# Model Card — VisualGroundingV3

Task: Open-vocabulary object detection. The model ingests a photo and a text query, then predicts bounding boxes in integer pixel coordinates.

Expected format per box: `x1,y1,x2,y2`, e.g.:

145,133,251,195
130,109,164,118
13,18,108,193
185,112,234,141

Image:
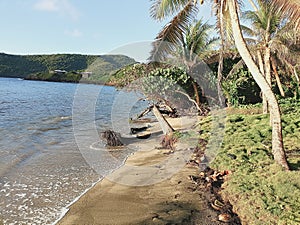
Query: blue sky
0,0,250,56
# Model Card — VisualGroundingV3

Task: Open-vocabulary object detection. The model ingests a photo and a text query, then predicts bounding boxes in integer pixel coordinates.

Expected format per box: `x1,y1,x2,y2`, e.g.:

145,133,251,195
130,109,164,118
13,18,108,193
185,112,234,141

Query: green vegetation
108,63,168,87
222,68,261,106
27,71,82,83
0,53,135,83
197,99,300,224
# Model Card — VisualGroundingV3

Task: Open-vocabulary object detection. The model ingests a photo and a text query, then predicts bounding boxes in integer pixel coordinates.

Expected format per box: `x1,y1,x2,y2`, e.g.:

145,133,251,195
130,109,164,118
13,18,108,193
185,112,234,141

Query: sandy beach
57,116,227,225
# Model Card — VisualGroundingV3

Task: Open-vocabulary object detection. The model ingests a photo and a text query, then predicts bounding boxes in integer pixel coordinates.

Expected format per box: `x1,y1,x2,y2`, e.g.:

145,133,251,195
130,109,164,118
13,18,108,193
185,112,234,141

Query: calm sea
0,77,147,224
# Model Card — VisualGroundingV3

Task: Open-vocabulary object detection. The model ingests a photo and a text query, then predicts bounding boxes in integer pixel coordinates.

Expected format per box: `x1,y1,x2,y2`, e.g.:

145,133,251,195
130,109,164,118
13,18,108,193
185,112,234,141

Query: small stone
218,213,232,223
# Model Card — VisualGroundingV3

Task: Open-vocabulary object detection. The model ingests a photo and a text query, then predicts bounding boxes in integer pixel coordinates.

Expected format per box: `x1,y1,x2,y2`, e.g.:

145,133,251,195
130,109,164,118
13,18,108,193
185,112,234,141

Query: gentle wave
0,78,147,224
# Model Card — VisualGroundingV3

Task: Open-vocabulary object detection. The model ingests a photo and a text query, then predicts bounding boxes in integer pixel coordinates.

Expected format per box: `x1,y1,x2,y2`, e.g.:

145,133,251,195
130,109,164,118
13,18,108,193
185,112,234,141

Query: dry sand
57,116,224,225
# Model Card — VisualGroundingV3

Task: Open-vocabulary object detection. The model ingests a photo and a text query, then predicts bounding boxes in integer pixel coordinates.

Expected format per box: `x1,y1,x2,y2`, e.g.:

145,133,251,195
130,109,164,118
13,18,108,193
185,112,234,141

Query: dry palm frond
213,0,235,43
272,0,300,30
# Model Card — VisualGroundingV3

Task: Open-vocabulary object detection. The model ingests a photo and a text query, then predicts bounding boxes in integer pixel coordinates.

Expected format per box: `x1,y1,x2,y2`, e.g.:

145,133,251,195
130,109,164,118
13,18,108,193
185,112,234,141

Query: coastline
55,116,232,225
56,117,236,225
52,177,103,225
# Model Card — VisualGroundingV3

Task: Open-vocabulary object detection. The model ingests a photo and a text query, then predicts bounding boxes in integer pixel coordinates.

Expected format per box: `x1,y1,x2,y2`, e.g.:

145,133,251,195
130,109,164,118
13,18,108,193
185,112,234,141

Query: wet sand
57,116,226,225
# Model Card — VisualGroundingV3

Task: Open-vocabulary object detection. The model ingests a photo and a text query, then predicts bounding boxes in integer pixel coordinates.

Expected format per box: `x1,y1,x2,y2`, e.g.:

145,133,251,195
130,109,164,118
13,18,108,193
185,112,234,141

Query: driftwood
161,134,177,150
156,102,178,118
135,103,177,120
131,126,149,134
136,105,153,119
101,130,124,146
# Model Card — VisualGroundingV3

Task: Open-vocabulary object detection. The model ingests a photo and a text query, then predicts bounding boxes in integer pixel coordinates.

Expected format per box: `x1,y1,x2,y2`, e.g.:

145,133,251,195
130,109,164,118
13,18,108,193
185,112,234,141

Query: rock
218,213,232,223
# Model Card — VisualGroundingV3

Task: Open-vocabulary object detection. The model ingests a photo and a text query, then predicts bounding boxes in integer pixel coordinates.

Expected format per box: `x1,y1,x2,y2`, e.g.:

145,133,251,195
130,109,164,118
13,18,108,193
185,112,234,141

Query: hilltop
0,53,135,83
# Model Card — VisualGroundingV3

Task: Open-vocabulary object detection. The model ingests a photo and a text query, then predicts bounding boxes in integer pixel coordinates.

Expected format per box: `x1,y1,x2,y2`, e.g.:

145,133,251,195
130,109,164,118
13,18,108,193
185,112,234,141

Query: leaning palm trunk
228,0,289,170
152,105,174,135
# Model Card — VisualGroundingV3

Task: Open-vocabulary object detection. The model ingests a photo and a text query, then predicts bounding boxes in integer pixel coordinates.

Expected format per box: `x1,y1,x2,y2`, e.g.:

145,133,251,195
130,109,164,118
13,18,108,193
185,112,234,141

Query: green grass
198,99,300,225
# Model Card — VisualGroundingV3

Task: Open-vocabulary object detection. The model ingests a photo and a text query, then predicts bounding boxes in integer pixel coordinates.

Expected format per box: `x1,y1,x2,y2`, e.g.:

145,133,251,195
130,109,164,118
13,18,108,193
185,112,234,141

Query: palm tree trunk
217,55,224,105
264,46,272,114
294,67,299,83
152,105,174,135
257,50,268,114
271,57,285,97
228,0,289,170
217,0,225,105
294,67,300,99
192,81,201,107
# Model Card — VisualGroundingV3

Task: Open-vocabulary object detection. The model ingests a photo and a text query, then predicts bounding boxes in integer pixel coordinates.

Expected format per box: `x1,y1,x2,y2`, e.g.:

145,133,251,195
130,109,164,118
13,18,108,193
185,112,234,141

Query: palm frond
150,0,191,20
240,24,256,37
187,20,214,57
149,2,198,62
204,36,220,50
226,59,245,80
244,37,258,45
271,0,300,30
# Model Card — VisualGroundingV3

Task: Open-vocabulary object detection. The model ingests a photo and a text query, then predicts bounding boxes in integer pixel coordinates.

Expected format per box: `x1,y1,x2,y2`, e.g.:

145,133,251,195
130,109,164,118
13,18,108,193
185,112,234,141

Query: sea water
0,78,147,224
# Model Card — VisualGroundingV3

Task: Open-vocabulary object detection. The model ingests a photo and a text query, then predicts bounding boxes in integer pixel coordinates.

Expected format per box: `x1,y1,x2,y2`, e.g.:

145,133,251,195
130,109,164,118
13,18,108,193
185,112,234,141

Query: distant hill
0,53,136,83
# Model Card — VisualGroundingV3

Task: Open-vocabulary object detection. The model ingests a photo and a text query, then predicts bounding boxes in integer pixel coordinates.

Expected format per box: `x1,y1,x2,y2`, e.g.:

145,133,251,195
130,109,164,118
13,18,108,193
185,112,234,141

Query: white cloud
65,28,83,37
33,0,80,20
34,0,59,12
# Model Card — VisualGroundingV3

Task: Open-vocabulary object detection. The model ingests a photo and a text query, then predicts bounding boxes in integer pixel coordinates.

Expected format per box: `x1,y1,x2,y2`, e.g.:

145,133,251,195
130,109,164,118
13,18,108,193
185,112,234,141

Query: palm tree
242,0,282,113
149,0,300,170
179,19,218,105
227,0,289,169
150,16,218,106
181,19,218,65
242,1,300,113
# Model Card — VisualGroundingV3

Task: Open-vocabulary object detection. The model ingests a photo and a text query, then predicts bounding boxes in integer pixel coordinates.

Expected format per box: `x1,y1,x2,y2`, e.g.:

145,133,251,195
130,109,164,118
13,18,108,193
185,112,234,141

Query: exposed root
160,133,177,150
101,130,124,147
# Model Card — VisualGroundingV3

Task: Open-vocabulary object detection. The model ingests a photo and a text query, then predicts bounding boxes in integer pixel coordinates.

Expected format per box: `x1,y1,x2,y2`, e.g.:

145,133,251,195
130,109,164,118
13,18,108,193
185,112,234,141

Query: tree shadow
288,160,300,171
135,200,241,225
287,149,300,171
135,201,202,225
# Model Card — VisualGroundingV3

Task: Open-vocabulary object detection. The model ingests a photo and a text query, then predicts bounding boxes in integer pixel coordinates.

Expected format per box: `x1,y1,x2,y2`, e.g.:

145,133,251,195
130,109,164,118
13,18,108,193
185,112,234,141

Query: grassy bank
198,99,300,225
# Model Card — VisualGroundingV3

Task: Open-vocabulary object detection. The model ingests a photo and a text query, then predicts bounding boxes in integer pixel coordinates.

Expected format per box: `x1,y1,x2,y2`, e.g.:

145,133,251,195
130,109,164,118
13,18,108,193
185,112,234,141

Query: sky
0,0,221,56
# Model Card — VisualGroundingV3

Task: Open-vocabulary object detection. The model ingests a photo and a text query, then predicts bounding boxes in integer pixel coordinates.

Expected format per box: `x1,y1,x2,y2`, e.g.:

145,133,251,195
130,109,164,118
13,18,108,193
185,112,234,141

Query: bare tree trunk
257,50,268,114
152,105,174,135
228,0,289,170
271,57,285,97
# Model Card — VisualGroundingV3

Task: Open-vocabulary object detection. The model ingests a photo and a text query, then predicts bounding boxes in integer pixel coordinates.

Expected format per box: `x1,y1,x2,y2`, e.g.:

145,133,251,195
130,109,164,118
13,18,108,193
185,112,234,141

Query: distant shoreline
0,76,115,86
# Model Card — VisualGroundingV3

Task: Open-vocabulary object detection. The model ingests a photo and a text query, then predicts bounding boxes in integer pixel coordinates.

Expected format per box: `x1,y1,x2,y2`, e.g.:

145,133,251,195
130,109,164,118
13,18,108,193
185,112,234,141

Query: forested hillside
0,53,135,82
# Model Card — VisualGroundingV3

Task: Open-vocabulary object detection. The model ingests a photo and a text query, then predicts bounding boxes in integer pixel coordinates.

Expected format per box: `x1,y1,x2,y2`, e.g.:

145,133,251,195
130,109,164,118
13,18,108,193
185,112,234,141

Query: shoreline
53,140,139,224
53,119,202,225
55,116,234,225
52,176,103,225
